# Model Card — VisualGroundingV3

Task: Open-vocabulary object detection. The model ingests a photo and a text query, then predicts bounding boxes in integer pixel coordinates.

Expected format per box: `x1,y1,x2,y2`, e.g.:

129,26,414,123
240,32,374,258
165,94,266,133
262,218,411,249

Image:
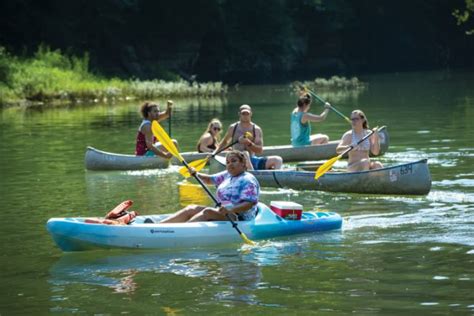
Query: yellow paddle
151,121,256,246
315,127,378,180
178,132,253,178
299,85,352,124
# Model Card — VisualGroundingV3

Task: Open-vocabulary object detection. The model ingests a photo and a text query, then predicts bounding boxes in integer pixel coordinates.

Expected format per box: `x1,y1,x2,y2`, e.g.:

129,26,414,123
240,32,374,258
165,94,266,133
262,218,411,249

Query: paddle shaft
304,87,351,124
211,139,239,158
168,110,172,137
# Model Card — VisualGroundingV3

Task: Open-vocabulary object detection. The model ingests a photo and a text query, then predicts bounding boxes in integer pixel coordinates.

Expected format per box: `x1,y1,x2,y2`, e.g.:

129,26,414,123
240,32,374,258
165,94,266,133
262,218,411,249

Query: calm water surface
1,71,473,314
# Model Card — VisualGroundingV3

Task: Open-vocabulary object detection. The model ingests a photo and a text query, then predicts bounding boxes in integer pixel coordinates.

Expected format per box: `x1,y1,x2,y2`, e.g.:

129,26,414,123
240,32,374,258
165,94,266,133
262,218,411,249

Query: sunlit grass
294,76,366,91
0,46,226,107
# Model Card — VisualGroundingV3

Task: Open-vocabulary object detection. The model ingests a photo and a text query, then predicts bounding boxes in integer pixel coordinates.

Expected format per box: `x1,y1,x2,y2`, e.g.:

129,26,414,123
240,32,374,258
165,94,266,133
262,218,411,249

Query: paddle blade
240,232,256,245
178,158,209,178
151,121,182,161
315,155,341,180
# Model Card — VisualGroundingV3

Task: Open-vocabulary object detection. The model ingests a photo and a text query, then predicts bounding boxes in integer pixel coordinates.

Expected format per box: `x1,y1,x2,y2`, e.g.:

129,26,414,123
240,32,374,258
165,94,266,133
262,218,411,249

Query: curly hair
140,101,159,119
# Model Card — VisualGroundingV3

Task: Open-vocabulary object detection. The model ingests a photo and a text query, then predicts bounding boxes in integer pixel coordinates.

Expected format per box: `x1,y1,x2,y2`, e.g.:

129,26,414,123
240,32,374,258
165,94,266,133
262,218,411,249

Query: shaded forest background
1,0,473,84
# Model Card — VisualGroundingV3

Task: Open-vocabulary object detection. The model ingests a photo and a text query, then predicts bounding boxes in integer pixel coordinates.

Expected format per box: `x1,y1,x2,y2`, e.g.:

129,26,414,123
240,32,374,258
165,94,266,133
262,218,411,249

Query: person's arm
157,100,173,122
143,124,172,159
369,128,381,155
241,127,263,155
301,103,330,124
193,172,213,185
198,133,214,153
214,126,232,152
336,132,352,154
188,168,224,186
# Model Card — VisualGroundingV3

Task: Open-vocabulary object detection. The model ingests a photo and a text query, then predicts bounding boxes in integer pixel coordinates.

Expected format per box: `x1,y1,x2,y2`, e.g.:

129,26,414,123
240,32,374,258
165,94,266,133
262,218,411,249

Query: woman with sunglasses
336,110,383,172
196,118,223,153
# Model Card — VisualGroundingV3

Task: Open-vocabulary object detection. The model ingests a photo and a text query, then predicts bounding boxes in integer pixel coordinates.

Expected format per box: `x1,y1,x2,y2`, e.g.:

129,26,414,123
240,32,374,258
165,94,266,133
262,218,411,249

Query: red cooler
270,201,303,220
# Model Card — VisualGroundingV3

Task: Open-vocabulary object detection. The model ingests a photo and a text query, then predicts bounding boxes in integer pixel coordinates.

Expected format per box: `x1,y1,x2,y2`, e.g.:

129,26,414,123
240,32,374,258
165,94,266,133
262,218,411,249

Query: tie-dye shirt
210,171,260,220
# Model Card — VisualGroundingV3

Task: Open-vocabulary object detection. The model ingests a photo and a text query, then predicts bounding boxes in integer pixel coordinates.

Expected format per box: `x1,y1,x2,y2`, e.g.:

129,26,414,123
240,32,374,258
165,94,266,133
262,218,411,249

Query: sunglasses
212,126,221,131
351,117,363,121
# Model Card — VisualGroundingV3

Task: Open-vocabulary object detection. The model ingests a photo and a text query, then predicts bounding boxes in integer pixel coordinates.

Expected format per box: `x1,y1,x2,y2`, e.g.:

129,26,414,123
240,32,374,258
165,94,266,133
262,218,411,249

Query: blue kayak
47,203,342,251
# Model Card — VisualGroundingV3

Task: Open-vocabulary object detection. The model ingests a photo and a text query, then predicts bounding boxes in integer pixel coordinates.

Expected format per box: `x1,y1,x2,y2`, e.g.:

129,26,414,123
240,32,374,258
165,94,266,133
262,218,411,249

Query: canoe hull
261,125,389,162
252,159,431,195
47,203,342,251
85,146,170,171
85,127,389,170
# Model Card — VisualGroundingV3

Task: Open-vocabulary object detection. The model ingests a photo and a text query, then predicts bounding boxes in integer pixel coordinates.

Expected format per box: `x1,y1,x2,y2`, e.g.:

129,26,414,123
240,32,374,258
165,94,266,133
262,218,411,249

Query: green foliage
453,0,474,35
297,76,366,90
0,46,226,107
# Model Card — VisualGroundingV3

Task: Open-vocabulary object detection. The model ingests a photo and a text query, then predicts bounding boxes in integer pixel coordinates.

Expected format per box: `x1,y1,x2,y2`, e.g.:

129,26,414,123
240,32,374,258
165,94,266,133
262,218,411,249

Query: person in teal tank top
290,94,331,147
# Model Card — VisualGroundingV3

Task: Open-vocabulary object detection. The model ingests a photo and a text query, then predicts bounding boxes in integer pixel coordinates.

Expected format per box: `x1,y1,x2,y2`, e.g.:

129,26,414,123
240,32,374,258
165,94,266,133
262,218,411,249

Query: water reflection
84,168,183,214
48,234,342,306
178,181,211,207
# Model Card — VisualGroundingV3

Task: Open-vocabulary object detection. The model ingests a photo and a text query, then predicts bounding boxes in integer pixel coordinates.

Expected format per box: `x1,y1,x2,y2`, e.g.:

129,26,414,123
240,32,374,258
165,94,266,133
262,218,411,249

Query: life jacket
105,200,133,219
85,200,138,225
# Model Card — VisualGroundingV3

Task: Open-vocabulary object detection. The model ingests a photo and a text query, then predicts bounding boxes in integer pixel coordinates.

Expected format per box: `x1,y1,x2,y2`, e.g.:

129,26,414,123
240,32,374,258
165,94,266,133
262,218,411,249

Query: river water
1,71,473,314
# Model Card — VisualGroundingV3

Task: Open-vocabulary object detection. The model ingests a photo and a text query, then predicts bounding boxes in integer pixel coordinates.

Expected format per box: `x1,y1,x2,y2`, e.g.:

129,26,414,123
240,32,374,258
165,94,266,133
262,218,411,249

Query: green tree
453,0,474,35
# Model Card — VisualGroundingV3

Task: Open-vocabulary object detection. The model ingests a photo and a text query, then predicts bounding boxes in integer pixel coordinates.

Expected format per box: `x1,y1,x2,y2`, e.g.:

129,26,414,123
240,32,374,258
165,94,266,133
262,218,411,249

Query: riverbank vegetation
299,76,366,90
0,46,226,107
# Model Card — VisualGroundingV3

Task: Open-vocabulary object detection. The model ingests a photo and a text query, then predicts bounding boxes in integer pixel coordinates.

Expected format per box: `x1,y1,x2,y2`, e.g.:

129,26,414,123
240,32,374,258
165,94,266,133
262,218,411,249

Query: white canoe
85,126,389,171
84,146,170,171
46,203,342,251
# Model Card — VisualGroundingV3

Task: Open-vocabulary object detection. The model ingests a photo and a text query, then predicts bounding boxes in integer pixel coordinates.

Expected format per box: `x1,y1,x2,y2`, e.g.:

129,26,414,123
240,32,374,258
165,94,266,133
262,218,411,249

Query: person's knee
266,156,283,169
201,208,217,220
371,161,383,169
182,204,201,214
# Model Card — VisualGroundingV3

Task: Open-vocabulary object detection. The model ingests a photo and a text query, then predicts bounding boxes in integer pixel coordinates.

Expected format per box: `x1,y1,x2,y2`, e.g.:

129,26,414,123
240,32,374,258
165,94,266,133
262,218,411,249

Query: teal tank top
291,111,311,147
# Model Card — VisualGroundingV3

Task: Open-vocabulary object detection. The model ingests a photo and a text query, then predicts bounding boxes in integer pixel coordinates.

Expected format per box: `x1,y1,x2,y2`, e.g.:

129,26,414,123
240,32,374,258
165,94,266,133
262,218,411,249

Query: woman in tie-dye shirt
161,151,260,223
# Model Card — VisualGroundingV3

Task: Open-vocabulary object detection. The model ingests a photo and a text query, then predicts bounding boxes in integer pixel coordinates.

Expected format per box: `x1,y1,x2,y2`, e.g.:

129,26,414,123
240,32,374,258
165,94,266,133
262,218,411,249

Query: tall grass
0,46,226,107
295,76,366,91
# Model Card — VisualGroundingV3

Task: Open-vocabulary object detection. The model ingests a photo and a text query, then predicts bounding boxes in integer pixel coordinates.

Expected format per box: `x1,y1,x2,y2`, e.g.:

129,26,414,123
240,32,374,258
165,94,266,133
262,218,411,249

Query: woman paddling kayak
160,150,260,223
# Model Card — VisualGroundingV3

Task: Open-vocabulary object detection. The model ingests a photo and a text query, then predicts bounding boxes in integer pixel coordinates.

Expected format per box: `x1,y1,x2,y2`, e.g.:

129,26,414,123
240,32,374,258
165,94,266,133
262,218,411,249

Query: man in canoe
336,109,383,172
291,93,331,146
135,101,174,158
214,104,283,170
160,151,260,222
